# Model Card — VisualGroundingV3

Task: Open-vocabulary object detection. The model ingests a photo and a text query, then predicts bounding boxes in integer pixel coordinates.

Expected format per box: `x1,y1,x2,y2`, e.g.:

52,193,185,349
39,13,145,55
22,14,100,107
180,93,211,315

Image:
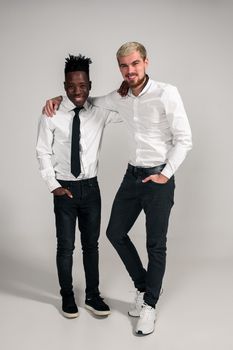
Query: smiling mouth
126,75,137,81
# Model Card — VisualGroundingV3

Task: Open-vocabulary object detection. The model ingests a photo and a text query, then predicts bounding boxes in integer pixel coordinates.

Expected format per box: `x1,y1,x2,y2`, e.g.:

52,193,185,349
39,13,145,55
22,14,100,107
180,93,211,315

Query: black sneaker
85,296,111,316
62,294,79,318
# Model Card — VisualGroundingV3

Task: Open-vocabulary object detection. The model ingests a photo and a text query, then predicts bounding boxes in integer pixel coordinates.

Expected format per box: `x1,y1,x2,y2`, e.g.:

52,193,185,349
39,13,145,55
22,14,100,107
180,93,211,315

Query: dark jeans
106,165,175,306
53,177,101,299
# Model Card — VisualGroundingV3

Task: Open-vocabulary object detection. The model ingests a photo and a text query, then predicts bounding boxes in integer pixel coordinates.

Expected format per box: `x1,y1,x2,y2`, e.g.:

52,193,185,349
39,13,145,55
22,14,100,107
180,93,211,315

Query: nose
128,64,135,74
74,86,81,94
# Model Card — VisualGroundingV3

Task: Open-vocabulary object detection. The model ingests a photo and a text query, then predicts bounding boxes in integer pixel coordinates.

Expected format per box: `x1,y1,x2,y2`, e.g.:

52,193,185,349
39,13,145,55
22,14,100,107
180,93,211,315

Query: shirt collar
60,95,91,113
128,75,152,98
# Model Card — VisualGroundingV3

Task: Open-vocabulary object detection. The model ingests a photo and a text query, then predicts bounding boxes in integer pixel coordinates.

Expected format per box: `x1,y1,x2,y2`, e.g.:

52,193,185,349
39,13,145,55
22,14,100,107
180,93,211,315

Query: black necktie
71,107,82,177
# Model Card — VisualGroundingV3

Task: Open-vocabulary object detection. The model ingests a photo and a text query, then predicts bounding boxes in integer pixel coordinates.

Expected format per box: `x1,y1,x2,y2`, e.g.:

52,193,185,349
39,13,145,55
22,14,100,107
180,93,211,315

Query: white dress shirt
36,96,120,192
92,78,192,179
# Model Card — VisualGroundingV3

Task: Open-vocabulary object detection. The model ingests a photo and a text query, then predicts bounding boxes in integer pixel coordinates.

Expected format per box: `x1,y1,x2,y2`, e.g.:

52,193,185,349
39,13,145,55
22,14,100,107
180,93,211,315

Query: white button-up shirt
92,78,192,179
36,96,120,192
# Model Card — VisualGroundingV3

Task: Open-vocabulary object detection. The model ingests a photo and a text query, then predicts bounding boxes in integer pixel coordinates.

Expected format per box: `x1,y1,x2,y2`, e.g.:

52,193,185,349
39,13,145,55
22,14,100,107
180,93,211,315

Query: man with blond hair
43,42,192,335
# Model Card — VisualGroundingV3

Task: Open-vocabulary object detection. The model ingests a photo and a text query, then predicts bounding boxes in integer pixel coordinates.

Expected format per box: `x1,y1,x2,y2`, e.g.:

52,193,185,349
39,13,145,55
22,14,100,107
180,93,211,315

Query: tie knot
73,107,82,115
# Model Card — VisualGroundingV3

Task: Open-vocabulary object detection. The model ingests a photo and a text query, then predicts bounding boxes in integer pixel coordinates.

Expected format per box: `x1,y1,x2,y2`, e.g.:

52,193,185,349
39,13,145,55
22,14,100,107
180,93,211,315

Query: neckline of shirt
61,95,91,113
128,76,153,98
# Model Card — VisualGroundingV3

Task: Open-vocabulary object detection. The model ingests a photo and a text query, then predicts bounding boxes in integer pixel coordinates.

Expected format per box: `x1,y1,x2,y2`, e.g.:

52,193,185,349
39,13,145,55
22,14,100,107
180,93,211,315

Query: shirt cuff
161,164,173,179
47,178,62,192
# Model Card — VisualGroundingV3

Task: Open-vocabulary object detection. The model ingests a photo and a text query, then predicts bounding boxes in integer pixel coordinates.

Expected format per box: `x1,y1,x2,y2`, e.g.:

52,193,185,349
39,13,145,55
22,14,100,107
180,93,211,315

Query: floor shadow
0,251,136,331
0,246,197,336
106,297,139,333
0,252,60,311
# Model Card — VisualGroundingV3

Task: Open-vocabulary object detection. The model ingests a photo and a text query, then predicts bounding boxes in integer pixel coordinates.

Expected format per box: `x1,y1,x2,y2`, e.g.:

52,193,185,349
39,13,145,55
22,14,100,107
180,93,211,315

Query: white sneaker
128,291,144,317
135,303,156,335
128,288,163,317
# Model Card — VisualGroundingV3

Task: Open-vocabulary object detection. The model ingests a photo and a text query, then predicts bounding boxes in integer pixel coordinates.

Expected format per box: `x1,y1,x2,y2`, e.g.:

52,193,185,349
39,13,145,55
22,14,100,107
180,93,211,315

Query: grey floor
1,236,232,350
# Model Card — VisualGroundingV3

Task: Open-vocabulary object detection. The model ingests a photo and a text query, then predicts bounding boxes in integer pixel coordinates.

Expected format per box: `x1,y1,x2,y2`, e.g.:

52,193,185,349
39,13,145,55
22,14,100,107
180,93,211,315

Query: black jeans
106,165,175,306
53,177,101,299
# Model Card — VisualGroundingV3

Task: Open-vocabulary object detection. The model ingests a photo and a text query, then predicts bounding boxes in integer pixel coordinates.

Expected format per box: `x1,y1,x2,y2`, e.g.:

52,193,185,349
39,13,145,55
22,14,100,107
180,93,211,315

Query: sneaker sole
136,328,154,336
62,311,79,319
128,311,140,317
85,304,111,316
135,319,156,335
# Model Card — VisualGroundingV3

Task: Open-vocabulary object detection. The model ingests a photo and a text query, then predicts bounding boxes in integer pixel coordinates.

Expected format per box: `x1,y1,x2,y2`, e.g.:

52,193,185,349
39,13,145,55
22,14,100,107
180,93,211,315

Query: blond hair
116,42,147,60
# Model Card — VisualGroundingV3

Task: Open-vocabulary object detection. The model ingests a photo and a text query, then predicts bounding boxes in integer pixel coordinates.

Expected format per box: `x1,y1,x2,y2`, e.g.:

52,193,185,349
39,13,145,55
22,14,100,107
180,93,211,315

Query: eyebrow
119,60,141,67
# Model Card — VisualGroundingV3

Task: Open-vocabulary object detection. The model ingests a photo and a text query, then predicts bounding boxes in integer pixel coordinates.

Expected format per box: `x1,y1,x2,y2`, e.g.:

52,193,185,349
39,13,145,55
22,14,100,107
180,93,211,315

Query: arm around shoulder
42,95,63,117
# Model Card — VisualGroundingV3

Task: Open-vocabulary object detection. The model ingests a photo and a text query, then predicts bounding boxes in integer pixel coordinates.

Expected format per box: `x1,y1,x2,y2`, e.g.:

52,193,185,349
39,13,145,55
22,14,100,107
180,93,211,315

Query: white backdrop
0,0,232,348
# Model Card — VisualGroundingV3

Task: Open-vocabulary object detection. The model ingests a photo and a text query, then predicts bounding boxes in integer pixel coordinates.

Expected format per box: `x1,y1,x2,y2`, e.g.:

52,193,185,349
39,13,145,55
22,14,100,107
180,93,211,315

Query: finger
45,101,55,117
44,101,52,117
64,189,73,198
43,106,50,117
42,104,51,117
48,101,55,116
51,102,58,115
49,103,58,116
142,176,151,183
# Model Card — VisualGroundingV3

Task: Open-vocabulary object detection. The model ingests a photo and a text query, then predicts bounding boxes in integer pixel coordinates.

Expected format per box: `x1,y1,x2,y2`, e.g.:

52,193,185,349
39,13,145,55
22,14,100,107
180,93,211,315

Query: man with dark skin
36,54,121,318
52,64,91,198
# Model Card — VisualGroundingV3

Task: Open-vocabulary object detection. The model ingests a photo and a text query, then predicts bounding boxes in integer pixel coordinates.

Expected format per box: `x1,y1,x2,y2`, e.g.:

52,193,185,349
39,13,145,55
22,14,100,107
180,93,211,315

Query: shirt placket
133,97,141,165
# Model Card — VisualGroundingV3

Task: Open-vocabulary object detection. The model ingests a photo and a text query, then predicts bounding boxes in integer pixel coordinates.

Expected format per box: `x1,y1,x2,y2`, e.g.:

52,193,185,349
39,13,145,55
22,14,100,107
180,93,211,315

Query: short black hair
64,54,92,79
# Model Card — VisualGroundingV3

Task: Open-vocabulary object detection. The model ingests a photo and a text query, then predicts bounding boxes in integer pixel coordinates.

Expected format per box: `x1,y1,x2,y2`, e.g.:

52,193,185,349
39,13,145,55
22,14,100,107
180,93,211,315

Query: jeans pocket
53,193,67,197
149,179,167,186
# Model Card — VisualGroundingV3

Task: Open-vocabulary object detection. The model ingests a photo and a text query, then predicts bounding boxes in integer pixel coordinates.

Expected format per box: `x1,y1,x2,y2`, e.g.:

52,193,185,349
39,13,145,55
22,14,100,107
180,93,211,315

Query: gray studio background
0,1,232,349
